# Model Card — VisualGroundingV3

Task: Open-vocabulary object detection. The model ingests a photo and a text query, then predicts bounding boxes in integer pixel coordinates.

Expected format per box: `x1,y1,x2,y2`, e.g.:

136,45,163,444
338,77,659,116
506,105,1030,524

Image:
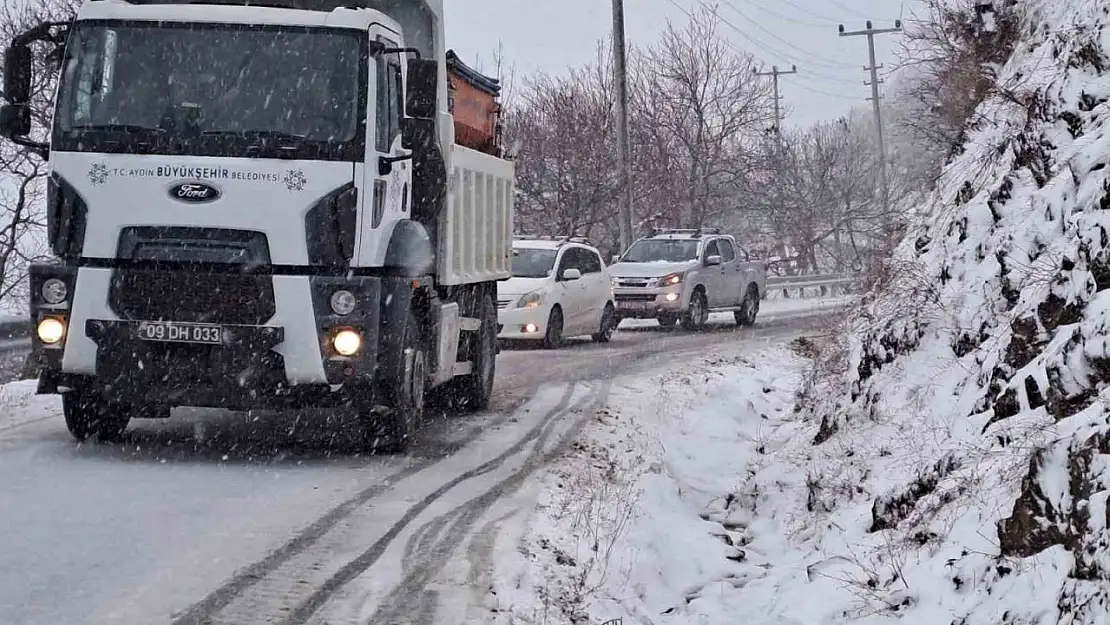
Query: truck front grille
109,268,277,325
615,293,657,303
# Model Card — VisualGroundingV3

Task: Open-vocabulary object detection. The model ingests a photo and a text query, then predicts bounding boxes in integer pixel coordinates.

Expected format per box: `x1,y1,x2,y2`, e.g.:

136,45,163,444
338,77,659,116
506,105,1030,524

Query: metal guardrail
765,273,858,299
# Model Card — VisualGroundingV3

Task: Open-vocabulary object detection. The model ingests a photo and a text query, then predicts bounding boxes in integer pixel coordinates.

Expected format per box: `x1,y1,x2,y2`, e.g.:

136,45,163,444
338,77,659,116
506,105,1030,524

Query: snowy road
0,302,841,625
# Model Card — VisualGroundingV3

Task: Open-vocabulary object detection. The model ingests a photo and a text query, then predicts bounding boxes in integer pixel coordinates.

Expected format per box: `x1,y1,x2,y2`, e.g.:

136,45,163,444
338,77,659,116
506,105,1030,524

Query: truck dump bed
439,144,513,286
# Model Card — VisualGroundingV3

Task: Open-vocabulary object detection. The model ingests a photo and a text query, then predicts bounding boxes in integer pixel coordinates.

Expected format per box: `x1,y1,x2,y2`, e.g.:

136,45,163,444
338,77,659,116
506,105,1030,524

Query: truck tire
735,286,761,326
681,290,708,331
543,306,564,349
63,391,131,442
375,308,427,453
657,314,677,328
454,291,497,411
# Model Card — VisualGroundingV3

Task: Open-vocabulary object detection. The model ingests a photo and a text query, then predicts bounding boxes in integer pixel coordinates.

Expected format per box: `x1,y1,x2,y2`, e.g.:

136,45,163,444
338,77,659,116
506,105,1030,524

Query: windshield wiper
69,124,166,133
202,129,306,141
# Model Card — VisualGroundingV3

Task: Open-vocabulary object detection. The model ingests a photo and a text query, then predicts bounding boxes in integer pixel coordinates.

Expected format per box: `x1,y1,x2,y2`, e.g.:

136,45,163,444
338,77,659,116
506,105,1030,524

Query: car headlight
657,273,684,287
516,289,544,309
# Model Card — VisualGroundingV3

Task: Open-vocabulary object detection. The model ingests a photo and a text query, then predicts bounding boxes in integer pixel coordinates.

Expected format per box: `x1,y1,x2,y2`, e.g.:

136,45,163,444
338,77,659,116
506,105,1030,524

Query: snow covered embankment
784,0,1110,622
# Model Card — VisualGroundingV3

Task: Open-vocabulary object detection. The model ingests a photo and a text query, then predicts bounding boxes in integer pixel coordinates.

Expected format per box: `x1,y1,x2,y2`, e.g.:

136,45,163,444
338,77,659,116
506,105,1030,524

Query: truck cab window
718,239,736,262
704,240,720,261
376,39,403,153
579,248,602,274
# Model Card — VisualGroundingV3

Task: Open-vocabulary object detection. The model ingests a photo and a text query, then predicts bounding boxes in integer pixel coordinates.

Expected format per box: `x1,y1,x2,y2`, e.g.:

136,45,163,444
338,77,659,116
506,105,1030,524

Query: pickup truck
608,229,766,330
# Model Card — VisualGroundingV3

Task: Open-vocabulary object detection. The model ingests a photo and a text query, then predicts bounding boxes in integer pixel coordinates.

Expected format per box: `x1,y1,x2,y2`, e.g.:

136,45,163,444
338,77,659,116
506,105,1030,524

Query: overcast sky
444,0,924,129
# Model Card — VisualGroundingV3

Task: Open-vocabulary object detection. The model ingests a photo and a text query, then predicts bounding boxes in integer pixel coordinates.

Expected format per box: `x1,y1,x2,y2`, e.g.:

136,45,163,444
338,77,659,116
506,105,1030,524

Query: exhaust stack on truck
1,0,514,451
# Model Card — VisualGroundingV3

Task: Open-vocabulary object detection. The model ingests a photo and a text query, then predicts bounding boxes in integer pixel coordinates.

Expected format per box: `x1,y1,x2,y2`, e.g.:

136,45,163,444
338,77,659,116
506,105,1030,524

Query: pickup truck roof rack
91,0,390,12
513,234,592,246
646,227,722,238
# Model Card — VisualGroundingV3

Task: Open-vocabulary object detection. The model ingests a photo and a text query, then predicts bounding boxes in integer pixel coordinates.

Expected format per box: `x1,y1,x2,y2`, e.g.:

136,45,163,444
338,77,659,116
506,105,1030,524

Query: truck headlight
516,290,544,309
330,289,357,316
37,317,66,345
657,273,683,287
332,328,362,356
42,278,68,304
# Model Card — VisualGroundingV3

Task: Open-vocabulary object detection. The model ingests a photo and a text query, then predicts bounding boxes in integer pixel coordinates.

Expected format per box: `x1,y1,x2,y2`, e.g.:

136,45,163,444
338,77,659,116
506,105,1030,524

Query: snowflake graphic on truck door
283,169,307,192
88,162,110,186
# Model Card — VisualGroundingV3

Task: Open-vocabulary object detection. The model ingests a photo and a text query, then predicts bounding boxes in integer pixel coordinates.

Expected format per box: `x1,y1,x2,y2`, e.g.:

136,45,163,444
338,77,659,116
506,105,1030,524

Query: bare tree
0,0,77,311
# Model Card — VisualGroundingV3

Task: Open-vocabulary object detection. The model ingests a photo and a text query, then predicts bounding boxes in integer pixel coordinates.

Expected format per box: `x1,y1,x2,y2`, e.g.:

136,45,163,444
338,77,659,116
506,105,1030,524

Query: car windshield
54,22,364,151
511,247,558,278
620,240,700,263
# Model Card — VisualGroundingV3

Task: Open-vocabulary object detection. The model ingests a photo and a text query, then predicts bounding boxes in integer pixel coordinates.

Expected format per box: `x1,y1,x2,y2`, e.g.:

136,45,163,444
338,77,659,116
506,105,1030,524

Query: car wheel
543,306,564,349
681,290,708,330
735,287,761,326
592,304,616,343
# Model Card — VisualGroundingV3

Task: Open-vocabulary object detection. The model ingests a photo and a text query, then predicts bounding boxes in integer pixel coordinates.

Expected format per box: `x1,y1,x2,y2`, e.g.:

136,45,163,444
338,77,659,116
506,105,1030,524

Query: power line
740,0,833,28
716,0,859,70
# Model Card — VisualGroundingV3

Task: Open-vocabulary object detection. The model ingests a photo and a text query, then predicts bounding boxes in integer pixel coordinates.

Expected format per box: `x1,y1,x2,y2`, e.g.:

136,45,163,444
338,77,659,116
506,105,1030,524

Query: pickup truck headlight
657,273,684,287
516,289,544,309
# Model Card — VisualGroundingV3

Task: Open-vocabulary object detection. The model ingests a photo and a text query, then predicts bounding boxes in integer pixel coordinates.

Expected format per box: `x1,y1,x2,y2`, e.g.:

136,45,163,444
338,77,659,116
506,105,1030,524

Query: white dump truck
0,0,514,450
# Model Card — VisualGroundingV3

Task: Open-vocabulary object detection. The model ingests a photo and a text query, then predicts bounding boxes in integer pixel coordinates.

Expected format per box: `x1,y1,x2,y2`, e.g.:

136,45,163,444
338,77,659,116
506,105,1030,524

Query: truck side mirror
705,255,722,266
0,104,31,137
406,58,438,120
610,255,620,264
4,45,32,105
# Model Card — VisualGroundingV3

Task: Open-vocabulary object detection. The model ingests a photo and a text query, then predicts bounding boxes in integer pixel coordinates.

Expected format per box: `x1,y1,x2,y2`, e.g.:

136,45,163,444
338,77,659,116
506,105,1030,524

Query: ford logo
169,182,221,203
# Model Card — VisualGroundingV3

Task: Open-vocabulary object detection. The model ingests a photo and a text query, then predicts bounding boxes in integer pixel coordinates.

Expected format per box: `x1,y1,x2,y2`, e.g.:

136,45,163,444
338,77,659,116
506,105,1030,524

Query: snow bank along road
0,298,843,625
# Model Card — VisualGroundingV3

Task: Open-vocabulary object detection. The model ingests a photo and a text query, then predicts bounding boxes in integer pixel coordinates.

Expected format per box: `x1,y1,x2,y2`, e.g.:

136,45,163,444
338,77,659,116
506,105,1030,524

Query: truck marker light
42,278,68,304
332,329,362,356
37,317,66,345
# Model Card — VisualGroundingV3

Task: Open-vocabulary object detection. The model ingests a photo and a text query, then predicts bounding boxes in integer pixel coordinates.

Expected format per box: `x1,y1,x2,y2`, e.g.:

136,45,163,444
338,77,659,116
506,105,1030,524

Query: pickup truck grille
614,278,652,288
615,293,657,303
109,268,277,325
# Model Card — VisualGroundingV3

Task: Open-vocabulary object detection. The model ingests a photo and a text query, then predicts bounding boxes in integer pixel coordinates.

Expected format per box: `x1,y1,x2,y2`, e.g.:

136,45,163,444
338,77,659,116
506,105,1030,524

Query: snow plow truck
0,0,514,451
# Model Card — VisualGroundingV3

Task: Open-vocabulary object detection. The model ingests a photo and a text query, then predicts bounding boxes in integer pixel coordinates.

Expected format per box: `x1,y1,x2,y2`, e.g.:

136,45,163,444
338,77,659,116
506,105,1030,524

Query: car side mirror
705,255,722,266
610,254,620,264
406,58,438,120
0,103,31,137
4,45,32,105
561,268,581,281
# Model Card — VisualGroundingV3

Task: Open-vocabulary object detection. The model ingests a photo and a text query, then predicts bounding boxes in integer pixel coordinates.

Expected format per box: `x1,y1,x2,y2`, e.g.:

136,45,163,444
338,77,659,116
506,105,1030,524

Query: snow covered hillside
788,0,1110,621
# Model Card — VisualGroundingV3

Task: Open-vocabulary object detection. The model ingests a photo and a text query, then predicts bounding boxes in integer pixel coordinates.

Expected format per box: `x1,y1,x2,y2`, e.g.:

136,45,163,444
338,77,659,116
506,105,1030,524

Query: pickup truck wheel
681,291,708,331
543,307,564,349
735,287,761,326
657,314,677,328
63,391,131,442
592,304,616,343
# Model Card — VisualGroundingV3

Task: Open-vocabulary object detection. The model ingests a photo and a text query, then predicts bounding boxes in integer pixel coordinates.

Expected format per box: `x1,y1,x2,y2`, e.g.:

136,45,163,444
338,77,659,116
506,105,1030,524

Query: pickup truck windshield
621,240,699,263
511,248,557,278
53,21,366,161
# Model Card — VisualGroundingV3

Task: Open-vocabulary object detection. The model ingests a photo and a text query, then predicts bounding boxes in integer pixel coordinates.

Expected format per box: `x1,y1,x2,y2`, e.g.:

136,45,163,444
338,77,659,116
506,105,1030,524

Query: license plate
135,321,222,345
619,302,651,310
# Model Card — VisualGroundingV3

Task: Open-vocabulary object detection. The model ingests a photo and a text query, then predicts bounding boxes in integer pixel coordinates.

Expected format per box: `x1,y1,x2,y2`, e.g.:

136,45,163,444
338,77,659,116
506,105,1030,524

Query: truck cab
1,0,514,451
608,228,766,330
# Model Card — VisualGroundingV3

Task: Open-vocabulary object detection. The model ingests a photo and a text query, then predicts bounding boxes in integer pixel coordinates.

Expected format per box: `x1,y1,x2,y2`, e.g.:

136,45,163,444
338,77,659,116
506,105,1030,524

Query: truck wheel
454,291,497,411
592,304,616,343
735,287,761,326
657,314,677,328
543,307,564,349
376,309,427,453
63,391,131,442
681,291,708,331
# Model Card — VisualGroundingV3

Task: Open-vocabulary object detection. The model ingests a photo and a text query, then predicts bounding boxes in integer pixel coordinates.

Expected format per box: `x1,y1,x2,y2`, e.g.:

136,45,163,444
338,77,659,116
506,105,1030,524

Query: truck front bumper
30,264,388,410
613,286,685,318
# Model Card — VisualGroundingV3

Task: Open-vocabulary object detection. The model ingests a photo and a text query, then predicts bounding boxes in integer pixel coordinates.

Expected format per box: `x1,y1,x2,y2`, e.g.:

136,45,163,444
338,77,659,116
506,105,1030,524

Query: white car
497,238,617,348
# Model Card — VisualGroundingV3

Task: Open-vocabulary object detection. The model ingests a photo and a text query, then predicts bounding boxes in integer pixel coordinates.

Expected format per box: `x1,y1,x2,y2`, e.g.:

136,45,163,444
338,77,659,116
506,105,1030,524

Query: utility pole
753,64,797,142
612,0,634,253
838,20,901,216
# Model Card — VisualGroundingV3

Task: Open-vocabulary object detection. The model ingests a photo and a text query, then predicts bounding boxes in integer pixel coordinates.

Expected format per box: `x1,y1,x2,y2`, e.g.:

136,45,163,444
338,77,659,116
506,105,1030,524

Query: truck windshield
620,240,700,263
511,248,557,278
54,21,366,161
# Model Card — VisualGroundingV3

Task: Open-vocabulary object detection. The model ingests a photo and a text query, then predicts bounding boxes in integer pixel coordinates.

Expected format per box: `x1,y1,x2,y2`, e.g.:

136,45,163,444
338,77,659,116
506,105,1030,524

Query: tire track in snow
277,383,587,625
365,381,612,625
168,392,545,625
